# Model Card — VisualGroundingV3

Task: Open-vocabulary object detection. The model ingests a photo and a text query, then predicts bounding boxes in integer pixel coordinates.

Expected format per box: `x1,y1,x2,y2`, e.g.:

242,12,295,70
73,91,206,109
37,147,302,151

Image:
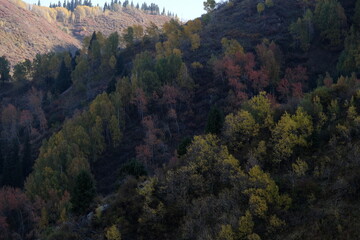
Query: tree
106,225,122,240
54,59,72,94
272,107,313,163
354,0,360,30
2,140,22,188
71,170,96,214
0,187,38,239
13,59,32,81
203,0,216,12
314,0,347,48
257,3,265,15
0,56,10,83
289,9,314,51
223,110,259,150
205,106,224,135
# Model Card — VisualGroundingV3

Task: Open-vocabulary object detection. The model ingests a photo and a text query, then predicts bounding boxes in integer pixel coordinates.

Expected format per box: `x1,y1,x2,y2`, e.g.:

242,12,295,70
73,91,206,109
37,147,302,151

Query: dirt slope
0,0,170,66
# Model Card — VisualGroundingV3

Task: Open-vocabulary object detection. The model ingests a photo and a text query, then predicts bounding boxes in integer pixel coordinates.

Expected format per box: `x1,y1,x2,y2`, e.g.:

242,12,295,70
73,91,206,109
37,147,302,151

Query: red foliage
136,116,164,166
28,88,47,132
277,65,308,101
277,78,290,100
0,187,38,239
160,85,180,107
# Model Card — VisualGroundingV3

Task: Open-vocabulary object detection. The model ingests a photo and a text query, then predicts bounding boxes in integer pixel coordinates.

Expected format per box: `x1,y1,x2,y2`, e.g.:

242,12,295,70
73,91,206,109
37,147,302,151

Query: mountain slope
0,0,170,65
0,0,81,65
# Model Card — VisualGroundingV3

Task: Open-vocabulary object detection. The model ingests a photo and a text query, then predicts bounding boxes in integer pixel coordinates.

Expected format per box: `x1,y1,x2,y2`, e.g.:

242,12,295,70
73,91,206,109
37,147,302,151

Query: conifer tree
0,56,10,83
54,59,72,94
205,106,224,135
2,140,22,188
71,170,96,214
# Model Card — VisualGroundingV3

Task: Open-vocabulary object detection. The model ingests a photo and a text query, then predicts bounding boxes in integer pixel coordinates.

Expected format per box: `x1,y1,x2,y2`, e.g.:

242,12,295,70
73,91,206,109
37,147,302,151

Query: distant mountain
0,0,170,65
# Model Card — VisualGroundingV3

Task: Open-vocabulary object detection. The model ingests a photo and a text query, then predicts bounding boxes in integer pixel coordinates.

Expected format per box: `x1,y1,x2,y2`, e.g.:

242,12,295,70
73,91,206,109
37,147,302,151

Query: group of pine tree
1,0,360,239
48,0,175,16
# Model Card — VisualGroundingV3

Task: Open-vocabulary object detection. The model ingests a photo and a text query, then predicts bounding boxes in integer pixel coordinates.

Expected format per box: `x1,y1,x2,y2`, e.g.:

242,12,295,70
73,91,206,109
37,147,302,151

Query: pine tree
2,141,22,188
0,56,10,83
205,106,224,135
71,171,96,214
22,134,32,178
54,60,72,94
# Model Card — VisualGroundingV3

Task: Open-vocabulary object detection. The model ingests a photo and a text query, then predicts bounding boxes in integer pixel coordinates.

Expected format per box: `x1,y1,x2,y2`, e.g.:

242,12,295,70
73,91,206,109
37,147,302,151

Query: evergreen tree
22,135,32,179
354,0,360,30
177,137,192,156
54,60,72,94
205,106,224,135
0,56,10,83
203,0,216,12
71,171,96,214
2,141,22,188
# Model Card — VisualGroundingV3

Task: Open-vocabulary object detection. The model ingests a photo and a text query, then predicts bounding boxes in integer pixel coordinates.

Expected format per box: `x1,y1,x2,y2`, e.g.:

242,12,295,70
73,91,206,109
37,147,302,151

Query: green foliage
314,0,347,48
13,59,32,81
337,27,360,75
123,26,134,47
354,0,360,30
119,159,147,178
177,137,192,157
54,59,72,94
71,170,96,214
289,9,314,51
203,0,216,12
205,106,224,135
0,56,10,83
2,140,22,188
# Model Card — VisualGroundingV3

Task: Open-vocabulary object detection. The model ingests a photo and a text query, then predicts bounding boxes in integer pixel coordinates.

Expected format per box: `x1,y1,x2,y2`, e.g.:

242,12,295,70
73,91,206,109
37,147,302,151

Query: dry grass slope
0,0,170,66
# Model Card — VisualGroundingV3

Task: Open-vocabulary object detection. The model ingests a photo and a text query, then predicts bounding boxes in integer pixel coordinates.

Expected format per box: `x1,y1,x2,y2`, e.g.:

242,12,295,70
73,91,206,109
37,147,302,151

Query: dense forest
1,0,360,239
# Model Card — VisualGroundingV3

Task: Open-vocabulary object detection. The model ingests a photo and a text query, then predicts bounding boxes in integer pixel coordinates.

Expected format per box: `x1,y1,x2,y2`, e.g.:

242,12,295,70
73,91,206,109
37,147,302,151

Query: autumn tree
272,107,313,163
0,187,39,239
223,110,259,150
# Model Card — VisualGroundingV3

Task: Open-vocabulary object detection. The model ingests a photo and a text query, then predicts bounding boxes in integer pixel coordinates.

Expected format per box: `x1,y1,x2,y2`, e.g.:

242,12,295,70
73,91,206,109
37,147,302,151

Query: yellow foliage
221,38,244,56
292,158,308,176
55,7,71,23
133,25,144,41
105,225,121,240
272,107,313,162
32,5,57,22
191,61,203,69
239,210,254,237
218,224,235,240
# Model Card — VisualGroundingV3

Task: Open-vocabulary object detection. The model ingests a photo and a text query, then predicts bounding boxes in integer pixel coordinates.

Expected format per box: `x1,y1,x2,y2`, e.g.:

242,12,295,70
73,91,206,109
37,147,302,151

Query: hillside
1,0,360,239
0,0,80,65
0,0,170,65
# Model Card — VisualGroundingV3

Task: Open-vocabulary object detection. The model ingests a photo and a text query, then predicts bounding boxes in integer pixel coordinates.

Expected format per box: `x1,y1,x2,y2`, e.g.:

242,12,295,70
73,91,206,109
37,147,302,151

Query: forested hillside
1,0,360,239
